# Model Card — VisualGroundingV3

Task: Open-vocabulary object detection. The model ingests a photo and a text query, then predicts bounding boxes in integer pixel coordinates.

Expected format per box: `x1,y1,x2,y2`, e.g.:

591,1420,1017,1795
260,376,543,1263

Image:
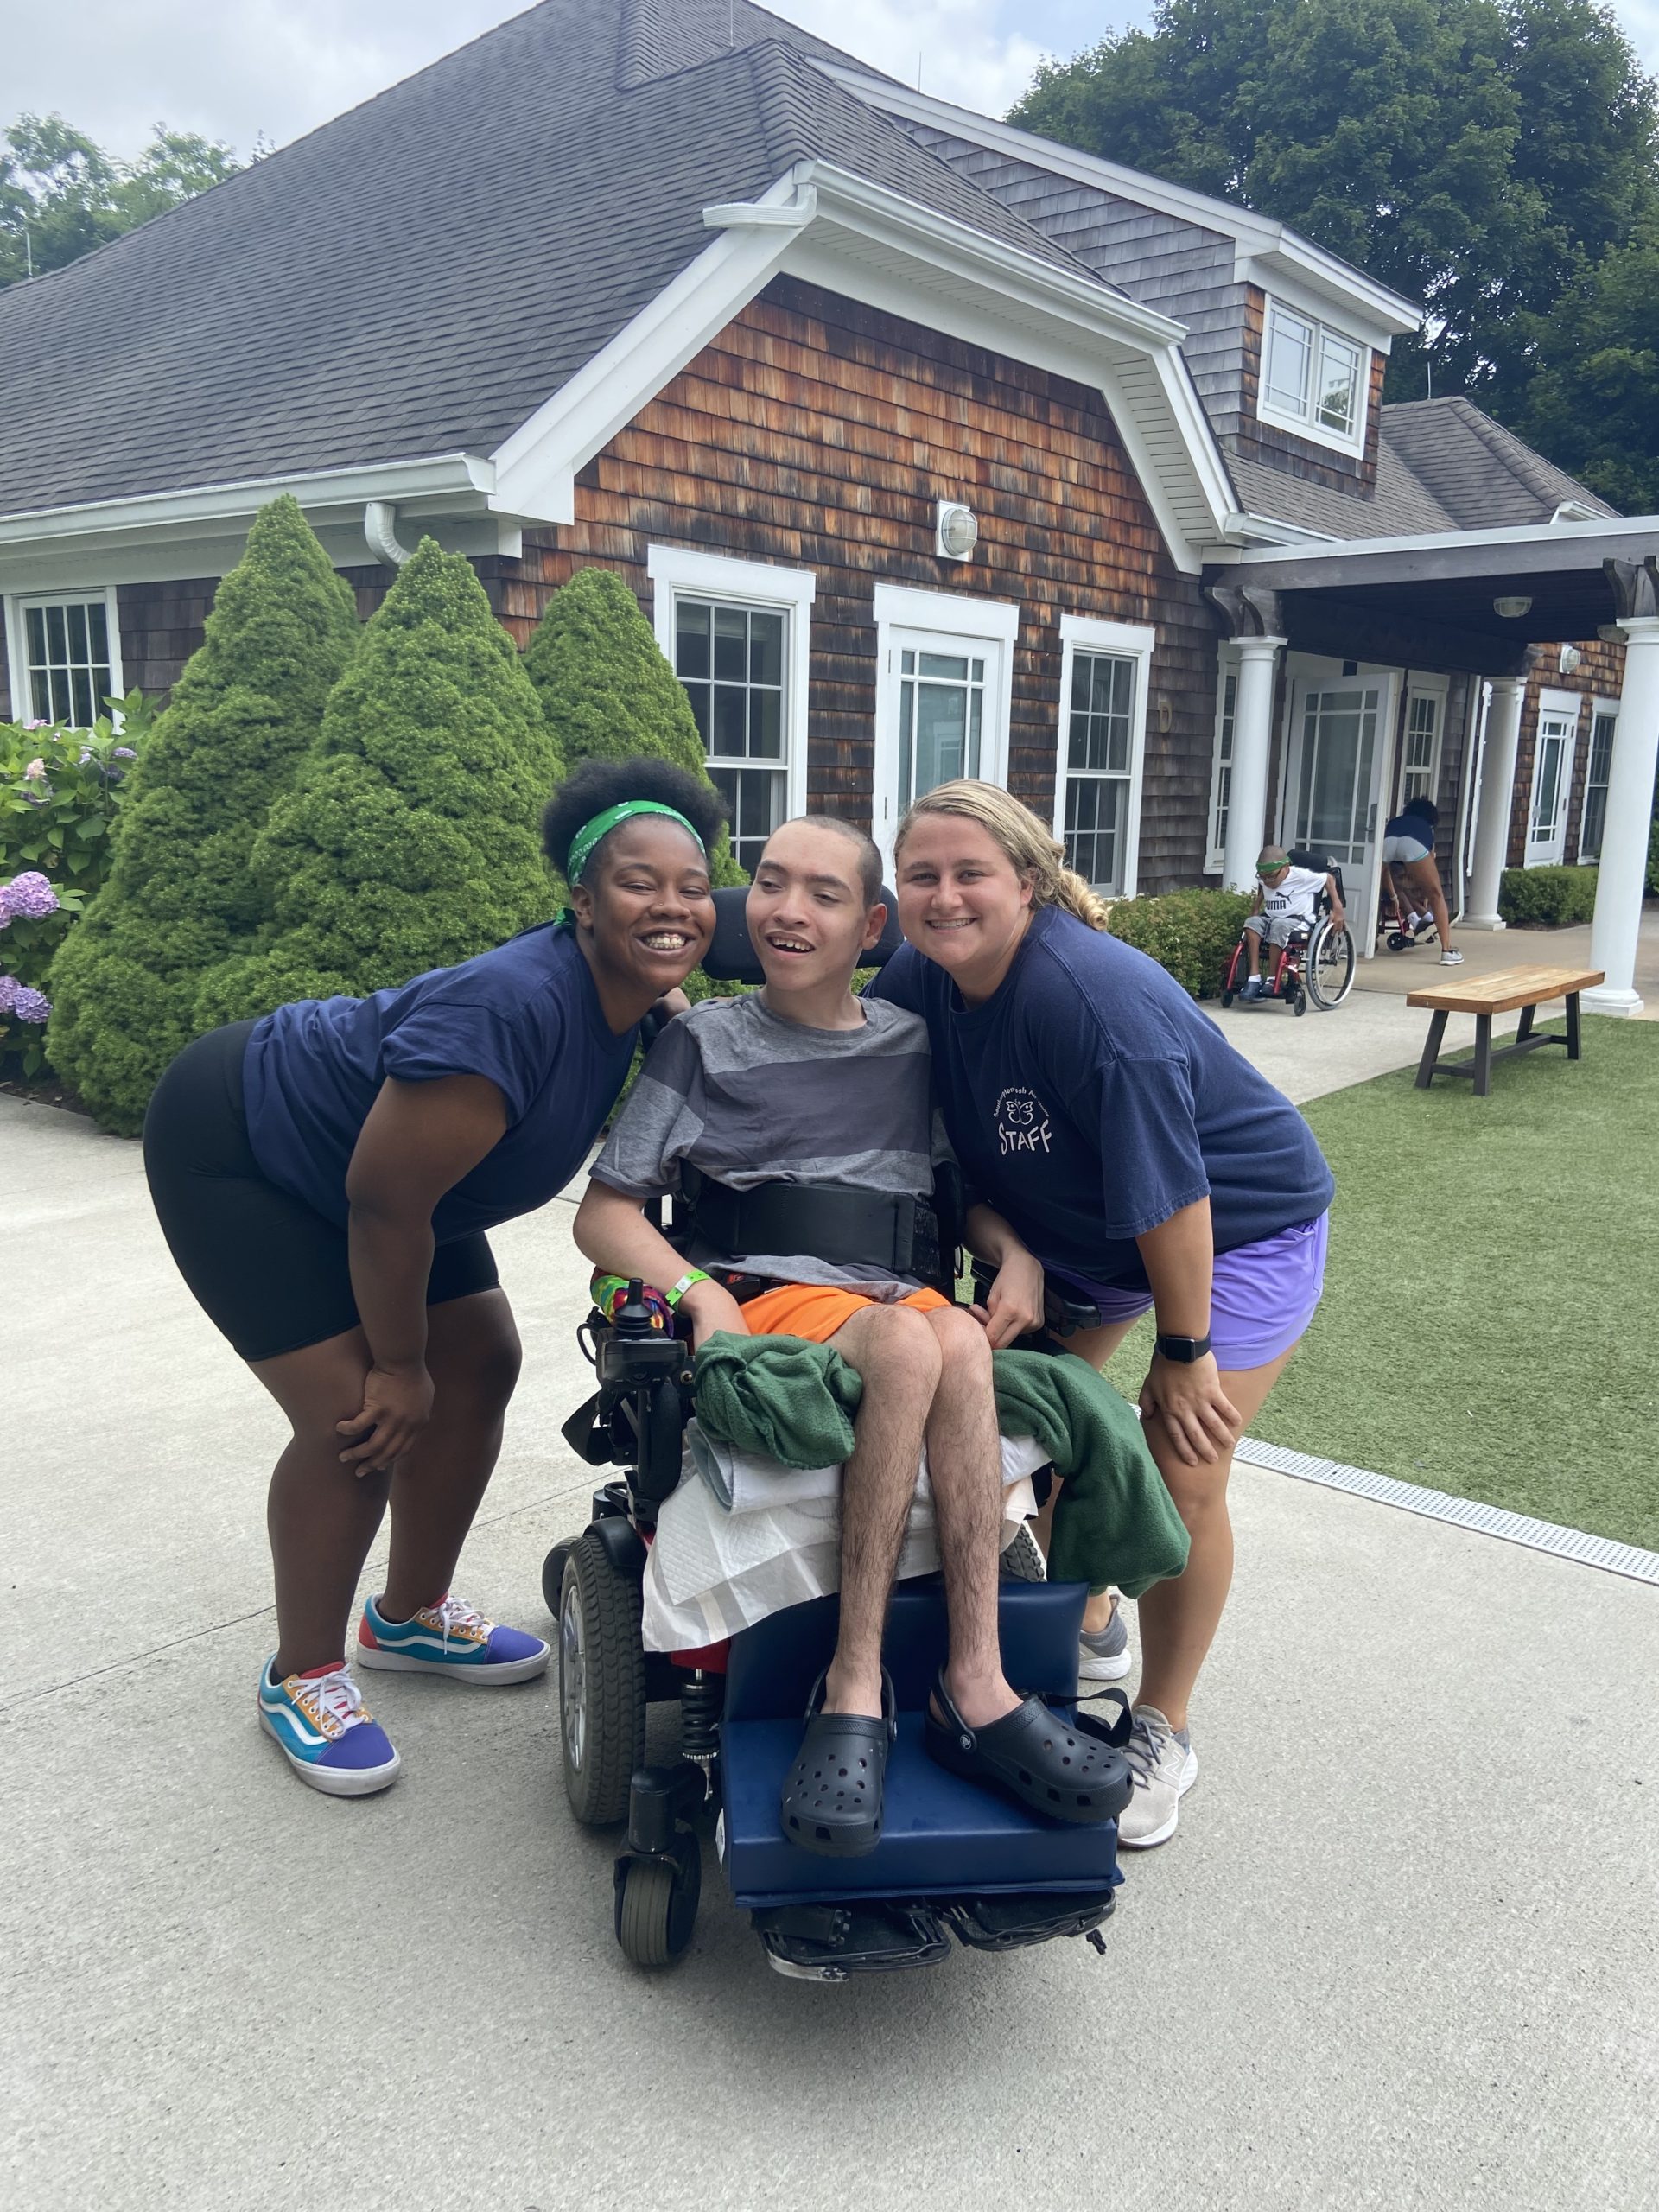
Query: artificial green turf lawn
1103,1014,1659,1551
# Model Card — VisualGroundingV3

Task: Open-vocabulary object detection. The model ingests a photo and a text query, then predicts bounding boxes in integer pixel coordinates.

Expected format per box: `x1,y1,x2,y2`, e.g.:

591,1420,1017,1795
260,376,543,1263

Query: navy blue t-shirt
243,922,637,1242
868,906,1333,1293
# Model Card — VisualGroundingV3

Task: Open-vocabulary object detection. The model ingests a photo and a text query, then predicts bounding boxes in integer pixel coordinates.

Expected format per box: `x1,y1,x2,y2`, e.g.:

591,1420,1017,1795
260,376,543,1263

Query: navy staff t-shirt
242,922,637,1242
868,906,1333,1294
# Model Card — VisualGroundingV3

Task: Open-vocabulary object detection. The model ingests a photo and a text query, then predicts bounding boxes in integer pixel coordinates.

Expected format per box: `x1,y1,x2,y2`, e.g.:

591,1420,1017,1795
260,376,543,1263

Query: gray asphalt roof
0,0,1117,521
1230,399,1616,543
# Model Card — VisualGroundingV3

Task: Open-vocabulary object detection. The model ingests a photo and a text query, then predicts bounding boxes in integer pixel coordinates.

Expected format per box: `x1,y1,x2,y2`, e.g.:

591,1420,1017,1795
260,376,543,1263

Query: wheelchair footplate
753,1900,953,1980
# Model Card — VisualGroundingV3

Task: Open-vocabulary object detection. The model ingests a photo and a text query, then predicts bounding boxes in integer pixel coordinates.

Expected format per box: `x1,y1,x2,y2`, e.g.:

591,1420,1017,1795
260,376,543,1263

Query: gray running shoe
1116,1703,1198,1848
1439,948,1464,965
1078,1597,1132,1683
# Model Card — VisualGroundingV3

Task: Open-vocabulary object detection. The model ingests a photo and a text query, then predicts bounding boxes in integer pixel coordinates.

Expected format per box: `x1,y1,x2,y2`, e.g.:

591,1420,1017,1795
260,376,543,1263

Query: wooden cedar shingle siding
899,124,1254,446
495,274,1226,890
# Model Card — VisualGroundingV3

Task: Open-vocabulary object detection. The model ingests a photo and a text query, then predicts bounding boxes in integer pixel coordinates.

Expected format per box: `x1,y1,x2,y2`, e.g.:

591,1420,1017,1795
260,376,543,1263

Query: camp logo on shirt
995,1085,1052,1156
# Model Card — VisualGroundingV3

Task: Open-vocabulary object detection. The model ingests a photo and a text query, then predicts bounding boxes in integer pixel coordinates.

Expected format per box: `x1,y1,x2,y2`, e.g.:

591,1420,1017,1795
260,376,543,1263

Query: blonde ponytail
894,781,1114,931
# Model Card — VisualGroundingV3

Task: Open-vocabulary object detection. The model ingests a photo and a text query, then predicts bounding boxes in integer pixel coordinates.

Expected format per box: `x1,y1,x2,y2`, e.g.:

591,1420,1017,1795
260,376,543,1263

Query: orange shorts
737,1281,950,1344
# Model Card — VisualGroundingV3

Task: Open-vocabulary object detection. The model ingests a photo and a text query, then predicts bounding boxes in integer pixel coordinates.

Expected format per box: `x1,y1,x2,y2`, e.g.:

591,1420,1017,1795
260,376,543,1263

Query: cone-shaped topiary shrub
47,495,359,1133
524,566,747,888
196,537,562,1027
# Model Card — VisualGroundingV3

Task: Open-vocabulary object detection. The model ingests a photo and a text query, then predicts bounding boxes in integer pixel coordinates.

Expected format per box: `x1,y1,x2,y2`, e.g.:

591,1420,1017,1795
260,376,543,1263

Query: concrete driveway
4,1093,1657,2212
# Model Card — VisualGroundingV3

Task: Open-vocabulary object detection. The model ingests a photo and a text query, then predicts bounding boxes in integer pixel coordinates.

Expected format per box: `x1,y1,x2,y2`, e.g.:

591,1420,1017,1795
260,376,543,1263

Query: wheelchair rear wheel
1306,916,1356,1008
559,1529,647,1826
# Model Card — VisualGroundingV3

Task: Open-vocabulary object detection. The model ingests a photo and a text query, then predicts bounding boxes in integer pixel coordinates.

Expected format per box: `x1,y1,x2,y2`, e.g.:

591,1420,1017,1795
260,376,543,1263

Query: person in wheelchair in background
1238,845,1346,1001
573,814,1124,1859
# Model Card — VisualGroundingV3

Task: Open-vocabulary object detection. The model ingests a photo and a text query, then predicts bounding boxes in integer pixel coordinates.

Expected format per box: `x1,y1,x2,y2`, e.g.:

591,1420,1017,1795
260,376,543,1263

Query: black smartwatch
1154,1332,1212,1363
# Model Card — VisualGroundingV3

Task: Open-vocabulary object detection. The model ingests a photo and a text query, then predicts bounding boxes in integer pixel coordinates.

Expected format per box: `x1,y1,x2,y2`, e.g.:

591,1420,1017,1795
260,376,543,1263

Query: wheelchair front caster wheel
1220,988,1235,1008
1292,988,1307,1015
559,1529,646,1827
615,1840,701,1968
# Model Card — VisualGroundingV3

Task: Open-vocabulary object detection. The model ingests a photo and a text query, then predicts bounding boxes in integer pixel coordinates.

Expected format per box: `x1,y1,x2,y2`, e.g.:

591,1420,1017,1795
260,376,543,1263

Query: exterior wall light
1493,595,1533,619
1559,644,1582,673
936,501,979,562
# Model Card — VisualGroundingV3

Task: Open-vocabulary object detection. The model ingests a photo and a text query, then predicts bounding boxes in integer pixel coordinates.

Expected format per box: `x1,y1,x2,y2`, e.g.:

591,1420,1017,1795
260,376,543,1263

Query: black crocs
779,1669,897,1858
925,1674,1132,1827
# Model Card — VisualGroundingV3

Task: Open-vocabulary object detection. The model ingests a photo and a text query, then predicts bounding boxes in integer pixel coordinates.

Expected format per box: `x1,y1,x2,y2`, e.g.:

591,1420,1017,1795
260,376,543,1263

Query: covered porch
1206,520,1659,1014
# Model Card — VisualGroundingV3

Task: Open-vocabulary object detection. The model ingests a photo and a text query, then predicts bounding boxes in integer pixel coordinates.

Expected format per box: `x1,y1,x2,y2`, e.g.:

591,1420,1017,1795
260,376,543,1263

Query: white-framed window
1401,680,1446,806
4,588,124,727
1258,297,1367,453
870,582,1019,868
1204,652,1239,873
646,546,815,874
1579,702,1617,863
1052,614,1155,899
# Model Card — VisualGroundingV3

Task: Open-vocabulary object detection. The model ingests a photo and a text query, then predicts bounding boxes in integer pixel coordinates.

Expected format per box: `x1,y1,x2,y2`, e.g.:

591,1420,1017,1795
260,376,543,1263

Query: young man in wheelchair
573,815,1122,1859
1237,845,1345,1001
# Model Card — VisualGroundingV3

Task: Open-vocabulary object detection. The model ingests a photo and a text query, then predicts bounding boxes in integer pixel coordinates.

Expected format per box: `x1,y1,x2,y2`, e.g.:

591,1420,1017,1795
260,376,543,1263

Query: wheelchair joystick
615,1278,660,1337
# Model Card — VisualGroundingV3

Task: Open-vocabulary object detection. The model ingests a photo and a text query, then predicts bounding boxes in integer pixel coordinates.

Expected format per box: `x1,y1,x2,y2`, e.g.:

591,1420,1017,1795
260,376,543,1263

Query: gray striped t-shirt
589,993,942,1295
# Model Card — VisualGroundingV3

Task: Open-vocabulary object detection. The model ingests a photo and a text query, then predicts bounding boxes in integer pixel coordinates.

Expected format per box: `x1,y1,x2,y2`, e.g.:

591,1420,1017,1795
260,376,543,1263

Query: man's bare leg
821,1303,941,1719
921,1306,1020,1728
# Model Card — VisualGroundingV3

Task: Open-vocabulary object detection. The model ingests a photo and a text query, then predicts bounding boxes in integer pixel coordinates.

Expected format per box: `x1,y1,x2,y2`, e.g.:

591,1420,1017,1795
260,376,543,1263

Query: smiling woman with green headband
143,757,721,1797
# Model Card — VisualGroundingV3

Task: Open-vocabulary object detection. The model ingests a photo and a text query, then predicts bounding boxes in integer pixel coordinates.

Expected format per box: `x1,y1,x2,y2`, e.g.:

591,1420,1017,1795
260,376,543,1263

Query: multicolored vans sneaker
257,1658,402,1797
356,1592,550,1685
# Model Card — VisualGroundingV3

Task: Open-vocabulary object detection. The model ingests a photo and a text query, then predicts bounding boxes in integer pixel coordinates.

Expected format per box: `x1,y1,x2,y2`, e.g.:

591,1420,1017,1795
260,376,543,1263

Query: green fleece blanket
692,1332,1188,1599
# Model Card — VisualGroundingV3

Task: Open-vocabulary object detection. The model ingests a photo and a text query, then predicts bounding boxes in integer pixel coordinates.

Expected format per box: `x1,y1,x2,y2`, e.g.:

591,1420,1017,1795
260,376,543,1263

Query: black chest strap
678,1165,944,1284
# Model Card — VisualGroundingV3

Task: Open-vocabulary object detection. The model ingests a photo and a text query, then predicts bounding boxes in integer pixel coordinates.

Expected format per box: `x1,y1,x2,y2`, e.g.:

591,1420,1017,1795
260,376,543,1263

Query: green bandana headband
564,799,706,885
1256,852,1288,874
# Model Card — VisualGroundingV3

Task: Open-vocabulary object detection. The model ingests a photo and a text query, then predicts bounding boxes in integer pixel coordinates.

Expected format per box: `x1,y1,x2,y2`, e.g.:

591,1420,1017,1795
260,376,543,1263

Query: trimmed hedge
196,538,562,1025
47,497,359,1131
1649,815,1659,895
524,567,746,889
1104,887,1255,1000
1497,864,1598,928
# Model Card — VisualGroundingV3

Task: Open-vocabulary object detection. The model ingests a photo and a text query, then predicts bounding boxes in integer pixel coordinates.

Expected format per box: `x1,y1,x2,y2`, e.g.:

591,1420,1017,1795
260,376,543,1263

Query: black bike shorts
143,1021,499,1363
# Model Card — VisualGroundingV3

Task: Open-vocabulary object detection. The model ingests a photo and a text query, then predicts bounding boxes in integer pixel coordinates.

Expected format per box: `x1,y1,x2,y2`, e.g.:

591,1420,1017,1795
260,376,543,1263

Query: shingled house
2,0,1655,1008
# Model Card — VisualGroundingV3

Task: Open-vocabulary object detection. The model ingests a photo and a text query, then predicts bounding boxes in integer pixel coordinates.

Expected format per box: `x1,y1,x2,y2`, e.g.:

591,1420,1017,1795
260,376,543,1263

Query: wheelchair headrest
700,882,906,984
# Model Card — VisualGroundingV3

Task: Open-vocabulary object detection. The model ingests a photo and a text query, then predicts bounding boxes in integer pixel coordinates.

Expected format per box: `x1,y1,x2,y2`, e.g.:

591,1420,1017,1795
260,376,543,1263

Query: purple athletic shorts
1052,1211,1330,1372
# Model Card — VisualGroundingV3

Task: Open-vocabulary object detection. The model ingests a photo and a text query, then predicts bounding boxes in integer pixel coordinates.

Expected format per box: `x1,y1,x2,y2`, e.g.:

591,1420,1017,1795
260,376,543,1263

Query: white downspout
364,501,413,566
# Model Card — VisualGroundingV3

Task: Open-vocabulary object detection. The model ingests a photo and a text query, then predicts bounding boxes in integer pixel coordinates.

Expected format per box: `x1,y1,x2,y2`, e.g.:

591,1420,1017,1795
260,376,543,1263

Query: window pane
88,600,109,661
66,603,90,662
1589,712,1616,785
749,612,784,687
1317,333,1361,433
901,650,915,674
48,665,72,721
71,666,95,727
675,601,710,679
26,606,46,664
970,658,984,683
1266,308,1313,414
1580,788,1606,862
45,604,67,662
747,688,782,760
711,606,747,683
1064,776,1125,892
966,688,982,779
28,667,52,721
914,679,969,793
711,685,747,756
918,652,969,681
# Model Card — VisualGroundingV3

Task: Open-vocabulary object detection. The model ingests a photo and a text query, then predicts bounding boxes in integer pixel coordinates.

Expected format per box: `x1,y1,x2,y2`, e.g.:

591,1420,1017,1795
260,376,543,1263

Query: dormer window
1260,298,1366,451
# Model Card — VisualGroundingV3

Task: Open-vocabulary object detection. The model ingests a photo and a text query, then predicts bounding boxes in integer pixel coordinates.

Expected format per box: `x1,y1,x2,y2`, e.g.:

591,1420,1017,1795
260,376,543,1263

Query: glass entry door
1526,702,1579,867
874,620,1009,867
1290,682,1382,866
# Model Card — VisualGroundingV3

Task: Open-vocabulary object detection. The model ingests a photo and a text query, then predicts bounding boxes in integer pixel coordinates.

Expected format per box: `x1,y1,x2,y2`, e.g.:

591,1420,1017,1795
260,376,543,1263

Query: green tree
1520,219,1659,510
0,111,240,287
523,566,746,887
198,539,563,1026
46,497,359,1134
1008,0,1658,405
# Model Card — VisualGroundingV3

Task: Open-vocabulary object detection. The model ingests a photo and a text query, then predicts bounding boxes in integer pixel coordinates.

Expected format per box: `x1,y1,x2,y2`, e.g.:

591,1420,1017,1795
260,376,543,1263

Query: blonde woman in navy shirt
144,760,722,1797
869,780,1334,1847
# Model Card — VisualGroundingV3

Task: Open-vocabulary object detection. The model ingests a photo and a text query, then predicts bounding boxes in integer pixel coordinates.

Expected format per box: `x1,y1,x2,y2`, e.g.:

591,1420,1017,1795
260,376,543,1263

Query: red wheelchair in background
1220,849,1356,1014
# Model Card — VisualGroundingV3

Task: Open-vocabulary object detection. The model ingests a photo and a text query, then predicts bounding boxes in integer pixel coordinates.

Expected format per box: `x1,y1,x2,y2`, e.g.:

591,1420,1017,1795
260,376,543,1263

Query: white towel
683,1421,1043,1516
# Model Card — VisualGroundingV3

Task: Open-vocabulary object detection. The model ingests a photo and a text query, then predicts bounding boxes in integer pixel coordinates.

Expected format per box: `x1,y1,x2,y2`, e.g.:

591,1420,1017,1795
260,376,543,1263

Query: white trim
822,71,1421,342
1052,613,1156,898
1228,512,1659,569
646,544,817,838
1525,690,1582,868
1256,294,1368,458
1204,647,1241,873
3,585,124,726
1578,698,1618,864
870,584,1020,866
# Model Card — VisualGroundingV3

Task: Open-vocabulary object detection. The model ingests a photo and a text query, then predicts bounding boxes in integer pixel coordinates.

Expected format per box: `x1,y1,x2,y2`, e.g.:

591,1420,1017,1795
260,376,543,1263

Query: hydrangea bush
195,537,563,1026
1104,886,1256,999
47,495,360,1134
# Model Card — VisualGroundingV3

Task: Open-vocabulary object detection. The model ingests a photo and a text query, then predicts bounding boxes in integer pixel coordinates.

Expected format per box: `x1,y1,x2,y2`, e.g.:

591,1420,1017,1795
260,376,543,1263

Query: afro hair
543,756,728,885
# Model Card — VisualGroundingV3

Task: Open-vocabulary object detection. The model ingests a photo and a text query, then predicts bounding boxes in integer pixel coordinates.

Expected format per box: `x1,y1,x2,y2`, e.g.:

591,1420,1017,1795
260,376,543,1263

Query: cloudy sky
8,0,1659,164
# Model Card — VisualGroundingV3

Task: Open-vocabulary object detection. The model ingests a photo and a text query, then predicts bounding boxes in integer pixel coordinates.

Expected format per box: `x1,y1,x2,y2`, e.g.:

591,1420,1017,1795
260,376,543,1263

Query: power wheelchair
543,887,1133,1980
1220,847,1356,1014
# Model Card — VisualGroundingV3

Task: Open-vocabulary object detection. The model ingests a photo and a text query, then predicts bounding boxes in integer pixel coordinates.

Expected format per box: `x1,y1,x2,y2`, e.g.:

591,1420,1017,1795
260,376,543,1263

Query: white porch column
1584,611,1659,1014
1218,634,1287,893
1463,671,1528,930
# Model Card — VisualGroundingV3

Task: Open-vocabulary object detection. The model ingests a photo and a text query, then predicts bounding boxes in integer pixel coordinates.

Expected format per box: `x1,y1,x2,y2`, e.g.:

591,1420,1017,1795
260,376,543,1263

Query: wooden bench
1408,965,1605,1096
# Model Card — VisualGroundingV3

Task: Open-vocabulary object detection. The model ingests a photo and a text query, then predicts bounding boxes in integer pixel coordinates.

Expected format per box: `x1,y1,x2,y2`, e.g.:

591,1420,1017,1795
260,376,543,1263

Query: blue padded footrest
720,1579,1121,1909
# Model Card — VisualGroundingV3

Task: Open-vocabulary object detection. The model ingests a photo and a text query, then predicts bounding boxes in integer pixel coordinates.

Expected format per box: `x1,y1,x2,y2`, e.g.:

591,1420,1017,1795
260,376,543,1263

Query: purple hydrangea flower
115,746,137,759
1,872,59,920
23,758,47,779
10,984,50,1024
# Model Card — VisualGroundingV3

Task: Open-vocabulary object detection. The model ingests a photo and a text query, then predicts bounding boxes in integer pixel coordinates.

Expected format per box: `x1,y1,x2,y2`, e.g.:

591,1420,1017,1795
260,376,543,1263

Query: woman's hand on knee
336,1362,435,1474
1139,1352,1238,1468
